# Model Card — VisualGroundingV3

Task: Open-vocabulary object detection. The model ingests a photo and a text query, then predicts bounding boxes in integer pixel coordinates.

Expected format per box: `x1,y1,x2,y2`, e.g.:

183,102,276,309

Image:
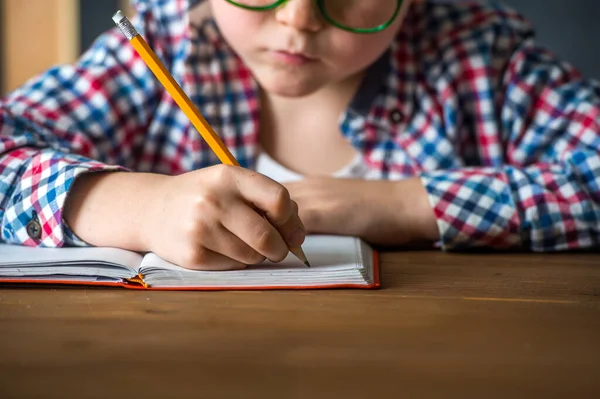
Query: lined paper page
139,235,373,287
0,244,142,274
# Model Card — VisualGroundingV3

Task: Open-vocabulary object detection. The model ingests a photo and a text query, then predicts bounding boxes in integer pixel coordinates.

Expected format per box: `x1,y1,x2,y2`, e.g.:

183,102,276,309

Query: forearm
364,178,439,246
64,171,168,252
394,177,440,243
283,176,440,246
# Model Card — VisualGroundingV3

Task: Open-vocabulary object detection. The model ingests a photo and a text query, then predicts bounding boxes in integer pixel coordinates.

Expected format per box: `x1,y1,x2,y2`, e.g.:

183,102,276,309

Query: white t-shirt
255,149,370,183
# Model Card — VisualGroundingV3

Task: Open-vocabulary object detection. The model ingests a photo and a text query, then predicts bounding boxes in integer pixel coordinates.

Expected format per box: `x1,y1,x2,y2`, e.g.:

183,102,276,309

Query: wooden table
1,251,600,398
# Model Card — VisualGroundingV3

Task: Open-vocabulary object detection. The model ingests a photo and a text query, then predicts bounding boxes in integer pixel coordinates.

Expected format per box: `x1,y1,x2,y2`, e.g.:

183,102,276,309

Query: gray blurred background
485,0,599,80
1,0,598,96
77,0,600,79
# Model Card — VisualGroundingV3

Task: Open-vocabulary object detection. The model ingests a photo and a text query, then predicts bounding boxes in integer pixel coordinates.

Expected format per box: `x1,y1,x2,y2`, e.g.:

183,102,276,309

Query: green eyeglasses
224,0,403,34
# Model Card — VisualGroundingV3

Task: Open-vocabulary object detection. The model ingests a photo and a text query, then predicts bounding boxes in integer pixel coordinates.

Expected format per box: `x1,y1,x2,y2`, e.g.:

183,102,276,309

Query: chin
267,84,319,97
253,65,326,97
259,76,324,97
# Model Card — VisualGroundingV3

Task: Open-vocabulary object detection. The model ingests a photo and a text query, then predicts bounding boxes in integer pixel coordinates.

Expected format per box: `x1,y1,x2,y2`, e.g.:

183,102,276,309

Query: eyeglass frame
224,0,404,34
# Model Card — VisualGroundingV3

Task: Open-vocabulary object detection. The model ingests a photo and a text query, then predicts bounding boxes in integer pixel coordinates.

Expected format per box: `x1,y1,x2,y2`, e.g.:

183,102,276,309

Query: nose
275,0,325,33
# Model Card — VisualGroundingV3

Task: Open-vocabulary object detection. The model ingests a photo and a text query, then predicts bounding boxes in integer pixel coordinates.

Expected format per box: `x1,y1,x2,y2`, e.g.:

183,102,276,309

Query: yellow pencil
112,10,310,267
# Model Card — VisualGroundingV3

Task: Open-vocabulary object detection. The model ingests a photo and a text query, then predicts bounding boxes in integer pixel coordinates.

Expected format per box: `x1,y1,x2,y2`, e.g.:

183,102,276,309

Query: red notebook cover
0,250,380,291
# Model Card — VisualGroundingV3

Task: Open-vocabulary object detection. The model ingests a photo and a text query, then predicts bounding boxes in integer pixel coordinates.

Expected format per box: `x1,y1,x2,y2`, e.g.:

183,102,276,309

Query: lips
278,50,315,59
271,50,317,65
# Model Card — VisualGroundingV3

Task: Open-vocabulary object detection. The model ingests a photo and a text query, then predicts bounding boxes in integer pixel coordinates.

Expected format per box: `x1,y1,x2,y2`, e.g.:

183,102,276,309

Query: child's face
210,0,414,97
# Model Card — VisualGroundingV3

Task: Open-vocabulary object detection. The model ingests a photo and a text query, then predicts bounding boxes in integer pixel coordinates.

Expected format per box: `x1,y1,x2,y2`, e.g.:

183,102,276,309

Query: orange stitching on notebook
125,274,148,288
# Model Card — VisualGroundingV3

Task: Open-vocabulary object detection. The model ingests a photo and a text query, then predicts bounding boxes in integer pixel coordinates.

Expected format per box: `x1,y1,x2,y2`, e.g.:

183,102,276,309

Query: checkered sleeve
0,11,160,248
420,35,600,251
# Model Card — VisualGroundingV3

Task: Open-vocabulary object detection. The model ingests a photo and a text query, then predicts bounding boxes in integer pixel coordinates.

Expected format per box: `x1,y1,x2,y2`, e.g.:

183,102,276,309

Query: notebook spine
125,274,148,288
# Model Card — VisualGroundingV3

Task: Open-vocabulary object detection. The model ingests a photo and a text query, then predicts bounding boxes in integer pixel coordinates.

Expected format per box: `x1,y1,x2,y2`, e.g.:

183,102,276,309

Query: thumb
271,199,306,248
235,169,305,247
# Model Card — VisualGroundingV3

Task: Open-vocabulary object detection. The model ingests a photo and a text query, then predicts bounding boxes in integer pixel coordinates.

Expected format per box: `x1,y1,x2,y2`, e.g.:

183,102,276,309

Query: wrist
64,171,170,252
130,172,172,252
141,173,174,252
396,177,440,243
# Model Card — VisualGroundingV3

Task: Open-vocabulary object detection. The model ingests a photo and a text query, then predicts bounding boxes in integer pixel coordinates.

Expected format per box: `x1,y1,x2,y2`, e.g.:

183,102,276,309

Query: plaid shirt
1,0,600,251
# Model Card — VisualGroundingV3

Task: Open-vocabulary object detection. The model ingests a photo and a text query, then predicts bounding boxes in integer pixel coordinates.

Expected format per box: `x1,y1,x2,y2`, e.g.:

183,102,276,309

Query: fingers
275,199,306,248
183,165,305,266
179,247,248,271
221,203,291,262
233,169,306,247
203,224,267,265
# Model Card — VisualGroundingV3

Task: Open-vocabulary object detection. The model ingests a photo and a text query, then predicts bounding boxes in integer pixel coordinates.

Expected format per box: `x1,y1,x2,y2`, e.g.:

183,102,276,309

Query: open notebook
0,235,379,290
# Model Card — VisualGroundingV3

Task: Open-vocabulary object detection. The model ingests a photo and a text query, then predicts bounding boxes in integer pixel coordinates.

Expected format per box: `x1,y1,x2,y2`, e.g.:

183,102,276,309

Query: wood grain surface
1,250,599,398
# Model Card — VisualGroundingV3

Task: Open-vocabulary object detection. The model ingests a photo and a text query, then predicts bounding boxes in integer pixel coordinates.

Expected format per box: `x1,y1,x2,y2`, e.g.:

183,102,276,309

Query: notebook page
5,275,123,283
0,244,143,277
139,235,372,287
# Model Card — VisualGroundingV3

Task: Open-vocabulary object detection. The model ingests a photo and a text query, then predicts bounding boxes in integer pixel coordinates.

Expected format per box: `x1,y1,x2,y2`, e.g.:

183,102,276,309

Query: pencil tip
304,261,311,268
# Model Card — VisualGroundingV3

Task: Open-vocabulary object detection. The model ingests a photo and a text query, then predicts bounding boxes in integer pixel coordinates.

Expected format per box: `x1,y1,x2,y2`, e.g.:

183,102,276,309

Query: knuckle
193,192,217,210
182,219,200,238
196,218,215,239
274,185,291,205
195,248,210,265
192,248,212,269
244,247,266,265
180,247,212,270
201,165,229,190
183,217,213,240
251,226,288,263
290,199,299,214
254,225,273,251
269,248,288,263
271,186,291,216
192,195,222,223
252,225,288,262
180,249,200,269
213,164,232,180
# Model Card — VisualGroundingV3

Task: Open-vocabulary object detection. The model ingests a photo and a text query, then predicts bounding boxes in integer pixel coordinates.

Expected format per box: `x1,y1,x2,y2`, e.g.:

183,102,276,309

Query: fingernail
288,227,305,247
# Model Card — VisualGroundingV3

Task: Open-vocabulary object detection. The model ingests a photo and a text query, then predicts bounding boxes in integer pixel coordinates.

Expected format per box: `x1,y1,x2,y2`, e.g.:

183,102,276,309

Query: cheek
326,30,397,72
210,1,264,53
323,8,405,74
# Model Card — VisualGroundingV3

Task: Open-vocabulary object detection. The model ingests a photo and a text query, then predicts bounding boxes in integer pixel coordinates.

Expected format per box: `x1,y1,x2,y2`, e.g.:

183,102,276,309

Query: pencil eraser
112,10,126,24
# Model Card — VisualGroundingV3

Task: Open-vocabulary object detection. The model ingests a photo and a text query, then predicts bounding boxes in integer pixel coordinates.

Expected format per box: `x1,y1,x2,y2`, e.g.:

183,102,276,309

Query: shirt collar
347,49,391,117
346,2,421,133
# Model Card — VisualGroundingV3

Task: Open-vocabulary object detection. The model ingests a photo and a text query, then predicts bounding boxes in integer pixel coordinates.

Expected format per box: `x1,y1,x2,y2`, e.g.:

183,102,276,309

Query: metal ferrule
116,17,138,40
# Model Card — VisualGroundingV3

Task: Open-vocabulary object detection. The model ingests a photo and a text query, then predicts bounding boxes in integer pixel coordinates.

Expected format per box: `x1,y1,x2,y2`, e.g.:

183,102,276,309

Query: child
1,0,599,270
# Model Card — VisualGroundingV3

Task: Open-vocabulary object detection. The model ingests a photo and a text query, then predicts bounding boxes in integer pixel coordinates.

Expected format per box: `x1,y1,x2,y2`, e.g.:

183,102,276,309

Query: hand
283,176,439,246
143,165,305,270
